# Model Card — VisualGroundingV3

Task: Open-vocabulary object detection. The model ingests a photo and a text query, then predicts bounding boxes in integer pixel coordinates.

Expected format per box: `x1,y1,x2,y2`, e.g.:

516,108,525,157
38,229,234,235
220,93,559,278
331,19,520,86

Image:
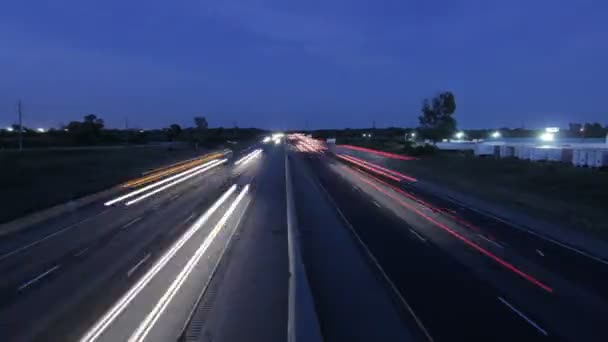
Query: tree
167,124,182,141
418,91,457,143
194,116,208,130
66,114,105,145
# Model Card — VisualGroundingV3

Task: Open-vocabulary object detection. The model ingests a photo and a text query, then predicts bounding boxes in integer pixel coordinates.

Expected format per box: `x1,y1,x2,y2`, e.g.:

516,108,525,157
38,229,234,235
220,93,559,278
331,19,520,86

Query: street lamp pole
17,100,23,151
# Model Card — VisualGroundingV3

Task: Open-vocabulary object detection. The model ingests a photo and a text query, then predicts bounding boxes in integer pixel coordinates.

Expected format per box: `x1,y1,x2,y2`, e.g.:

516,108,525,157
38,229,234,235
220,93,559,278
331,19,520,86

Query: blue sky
1,0,607,130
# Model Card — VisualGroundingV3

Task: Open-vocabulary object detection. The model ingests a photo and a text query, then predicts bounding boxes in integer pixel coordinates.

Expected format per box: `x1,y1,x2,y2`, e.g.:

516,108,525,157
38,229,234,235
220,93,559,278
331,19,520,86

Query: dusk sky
1,1,607,130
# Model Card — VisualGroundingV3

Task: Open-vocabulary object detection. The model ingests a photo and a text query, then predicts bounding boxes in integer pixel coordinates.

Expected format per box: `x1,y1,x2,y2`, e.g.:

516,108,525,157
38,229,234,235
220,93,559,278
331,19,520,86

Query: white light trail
79,185,237,342
104,159,223,206
125,159,226,206
234,149,262,166
128,184,250,342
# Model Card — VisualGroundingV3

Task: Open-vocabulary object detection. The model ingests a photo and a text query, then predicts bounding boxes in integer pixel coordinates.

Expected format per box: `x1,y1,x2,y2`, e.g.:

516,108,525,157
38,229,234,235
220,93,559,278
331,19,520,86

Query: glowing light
545,127,560,133
125,159,226,206
127,185,249,342
36,128,46,133
339,154,417,182
344,167,553,293
539,132,554,142
105,159,223,206
455,131,465,139
491,131,501,138
262,136,271,143
6,127,14,132
338,145,416,161
122,153,223,188
235,149,262,166
80,185,238,342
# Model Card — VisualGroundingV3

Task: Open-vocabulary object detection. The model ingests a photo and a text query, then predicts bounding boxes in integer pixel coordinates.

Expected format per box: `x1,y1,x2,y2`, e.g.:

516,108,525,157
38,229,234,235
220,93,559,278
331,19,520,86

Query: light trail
337,154,402,182
128,185,250,342
122,153,223,188
338,144,416,160
80,185,238,342
104,159,223,206
234,149,262,166
344,166,553,293
339,154,417,182
125,159,227,206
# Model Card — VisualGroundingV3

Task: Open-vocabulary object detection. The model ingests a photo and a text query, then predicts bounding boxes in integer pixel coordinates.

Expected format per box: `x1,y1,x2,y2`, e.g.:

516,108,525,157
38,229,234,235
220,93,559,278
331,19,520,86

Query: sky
1,0,607,130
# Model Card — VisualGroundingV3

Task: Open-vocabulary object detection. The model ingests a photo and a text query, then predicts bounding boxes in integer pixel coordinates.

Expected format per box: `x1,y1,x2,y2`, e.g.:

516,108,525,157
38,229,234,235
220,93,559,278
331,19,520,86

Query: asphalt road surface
1,138,607,342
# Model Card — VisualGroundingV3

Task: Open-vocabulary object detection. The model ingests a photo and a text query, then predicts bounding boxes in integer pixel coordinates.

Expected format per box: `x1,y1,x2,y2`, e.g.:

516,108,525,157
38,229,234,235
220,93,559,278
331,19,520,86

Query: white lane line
18,265,61,291
128,185,250,342
536,249,545,257
409,229,427,243
127,254,151,277
125,159,227,206
0,209,111,262
498,297,548,336
316,182,434,342
441,194,608,265
169,193,181,201
122,217,142,229
183,213,195,223
79,185,237,342
372,200,382,208
104,159,222,206
75,247,90,257
478,234,504,249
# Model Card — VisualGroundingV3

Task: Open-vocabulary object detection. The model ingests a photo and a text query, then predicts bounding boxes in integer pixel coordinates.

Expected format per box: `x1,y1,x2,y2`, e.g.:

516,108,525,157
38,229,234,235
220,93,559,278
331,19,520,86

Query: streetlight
6,126,14,132
455,131,465,139
36,128,46,133
491,131,501,139
539,132,554,142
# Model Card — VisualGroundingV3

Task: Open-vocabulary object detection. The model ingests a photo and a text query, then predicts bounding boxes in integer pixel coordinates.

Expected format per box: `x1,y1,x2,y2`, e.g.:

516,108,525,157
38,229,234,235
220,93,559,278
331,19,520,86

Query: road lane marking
372,200,382,208
105,159,223,206
0,209,111,261
122,217,142,229
441,194,608,266
183,213,195,223
409,229,427,243
75,247,89,257
478,234,504,249
498,297,548,336
79,185,237,342
18,265,61,291
127,254,151,277
169,193,181,201
128,185,250,342
316,181,434,342
346,168,554,293
234,149,262,166
536,249,545,257
352,186,359,191
125,159,227,206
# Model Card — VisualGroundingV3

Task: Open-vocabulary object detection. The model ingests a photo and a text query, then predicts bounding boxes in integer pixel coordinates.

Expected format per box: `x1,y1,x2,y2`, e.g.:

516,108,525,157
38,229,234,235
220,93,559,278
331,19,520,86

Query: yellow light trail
121,152,223,189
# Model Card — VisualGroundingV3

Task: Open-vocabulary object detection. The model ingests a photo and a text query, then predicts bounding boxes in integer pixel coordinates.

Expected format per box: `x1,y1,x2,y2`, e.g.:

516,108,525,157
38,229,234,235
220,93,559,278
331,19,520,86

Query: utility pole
17,100,23,151
125,117,129,146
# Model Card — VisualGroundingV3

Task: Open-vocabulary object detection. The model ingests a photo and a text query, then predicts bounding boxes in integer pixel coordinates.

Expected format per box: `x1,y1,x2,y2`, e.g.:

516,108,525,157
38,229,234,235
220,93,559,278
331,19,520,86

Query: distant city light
491,131,501,138
262,136,271,143
410,132,416,137
36,128,46,133
455,131,465,139
545,127,560,133
64,128,69,132
539,132,555,142
580,127,585,132
6,126,14,132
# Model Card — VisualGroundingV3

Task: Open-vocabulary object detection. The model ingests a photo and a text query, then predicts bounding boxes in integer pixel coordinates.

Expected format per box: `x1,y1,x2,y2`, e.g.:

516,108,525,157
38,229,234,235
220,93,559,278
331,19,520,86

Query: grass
0,147,208,223
342,139,608,241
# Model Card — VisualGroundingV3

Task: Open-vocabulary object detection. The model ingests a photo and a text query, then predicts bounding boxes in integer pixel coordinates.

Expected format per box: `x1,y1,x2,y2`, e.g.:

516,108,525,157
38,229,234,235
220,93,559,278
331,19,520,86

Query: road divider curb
285,152,323,342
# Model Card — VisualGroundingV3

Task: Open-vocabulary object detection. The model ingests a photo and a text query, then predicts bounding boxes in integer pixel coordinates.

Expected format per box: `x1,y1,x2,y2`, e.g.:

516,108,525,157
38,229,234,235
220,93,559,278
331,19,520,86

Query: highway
1,135,607,342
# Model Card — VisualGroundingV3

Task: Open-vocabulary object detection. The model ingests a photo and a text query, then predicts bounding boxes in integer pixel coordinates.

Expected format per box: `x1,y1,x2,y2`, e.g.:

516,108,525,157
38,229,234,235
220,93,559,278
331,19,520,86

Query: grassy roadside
341,139,608,241
0,147,211,223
